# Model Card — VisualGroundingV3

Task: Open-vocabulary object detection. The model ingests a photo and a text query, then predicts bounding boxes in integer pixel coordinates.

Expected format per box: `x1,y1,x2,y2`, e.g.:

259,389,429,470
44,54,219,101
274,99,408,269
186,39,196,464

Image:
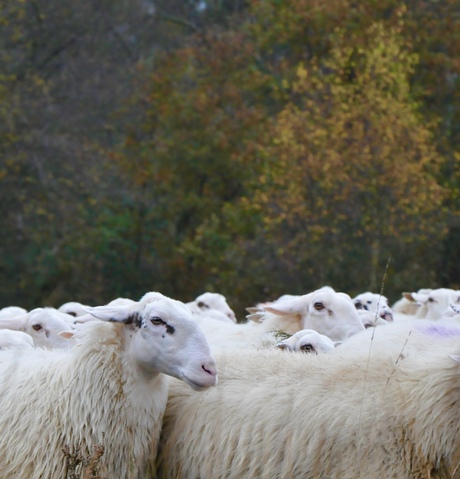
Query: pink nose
201,362,218,386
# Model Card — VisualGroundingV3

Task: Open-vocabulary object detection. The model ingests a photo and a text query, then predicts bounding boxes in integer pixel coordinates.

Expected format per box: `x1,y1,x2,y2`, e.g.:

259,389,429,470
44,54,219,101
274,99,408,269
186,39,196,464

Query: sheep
0,307,75,349
0,305,27,319
335,317,460,362
58,301,92,317
353,291,394,322
0,292,217,479
410,287,460,320
275,329,338,353
156,347,460,479
186,292,237,323
191,287,365,352
262,287,365,342
440,303,460,322
0,329,34,350
356,309,389,328
391,288,432,317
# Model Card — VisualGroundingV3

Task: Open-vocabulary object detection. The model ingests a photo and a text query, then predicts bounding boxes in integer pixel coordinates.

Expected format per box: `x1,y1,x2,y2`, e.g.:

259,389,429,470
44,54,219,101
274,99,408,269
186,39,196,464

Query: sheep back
157,348,460,479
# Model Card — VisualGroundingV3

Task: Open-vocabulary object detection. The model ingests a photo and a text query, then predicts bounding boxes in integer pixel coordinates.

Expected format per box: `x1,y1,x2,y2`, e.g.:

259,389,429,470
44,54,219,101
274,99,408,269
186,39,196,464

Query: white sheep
0,307,75,349
186,292,237,323
262,287,365,342
0,292,217,479
156,347,460,479
353,291,394,322
0,305,27,319
0,329,34,349
58,301,92,317
335,317,460,362
440,303,460,322
410,287,460,320
391,288,432,317
275,329,338,353
193,287,365,352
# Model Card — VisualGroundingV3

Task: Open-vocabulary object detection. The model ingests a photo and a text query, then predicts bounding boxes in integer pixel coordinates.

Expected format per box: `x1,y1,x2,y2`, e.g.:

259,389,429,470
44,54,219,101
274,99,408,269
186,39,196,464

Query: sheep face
262,287,364,342
304,291,365,342
86,295,218,391
194,292,237,323
353,292,394,322
276,329,336,353
411,288,460,320
15,308,75,349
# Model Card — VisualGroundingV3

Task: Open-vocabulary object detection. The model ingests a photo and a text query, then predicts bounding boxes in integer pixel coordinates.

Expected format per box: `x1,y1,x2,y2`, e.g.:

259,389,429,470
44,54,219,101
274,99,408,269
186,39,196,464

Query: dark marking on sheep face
354,301,368,311
150,317,175,334
110,312,142,328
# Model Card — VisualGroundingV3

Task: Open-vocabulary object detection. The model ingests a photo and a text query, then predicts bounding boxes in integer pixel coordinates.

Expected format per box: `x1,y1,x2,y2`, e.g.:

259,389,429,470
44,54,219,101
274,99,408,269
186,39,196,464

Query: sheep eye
314,302,324,311
150,317,175,334
197,302,209,309
428,298,435,303
300,344,315,353
32,324,43,331
150,317,164,326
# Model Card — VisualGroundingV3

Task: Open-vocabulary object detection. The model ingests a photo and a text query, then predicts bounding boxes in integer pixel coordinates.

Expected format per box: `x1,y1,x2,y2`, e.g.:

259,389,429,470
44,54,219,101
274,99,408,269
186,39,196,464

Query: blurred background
1,0,459,318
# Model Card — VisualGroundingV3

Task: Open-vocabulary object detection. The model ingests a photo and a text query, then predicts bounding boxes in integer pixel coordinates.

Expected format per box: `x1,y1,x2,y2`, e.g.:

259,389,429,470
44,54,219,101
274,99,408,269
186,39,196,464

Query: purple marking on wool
419,324,460,338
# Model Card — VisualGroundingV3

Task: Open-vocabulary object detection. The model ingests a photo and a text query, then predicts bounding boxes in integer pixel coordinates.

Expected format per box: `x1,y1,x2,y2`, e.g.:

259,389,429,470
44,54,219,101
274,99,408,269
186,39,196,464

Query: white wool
0,293,217,479
335,318,460,361
0,322,167,479
0,306,27,319
0,329,34,349
157,347,460,479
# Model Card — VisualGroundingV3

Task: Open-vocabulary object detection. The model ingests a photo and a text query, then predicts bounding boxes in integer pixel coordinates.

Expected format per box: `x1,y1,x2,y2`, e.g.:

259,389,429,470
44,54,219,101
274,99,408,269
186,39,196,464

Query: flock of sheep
0,285,459,478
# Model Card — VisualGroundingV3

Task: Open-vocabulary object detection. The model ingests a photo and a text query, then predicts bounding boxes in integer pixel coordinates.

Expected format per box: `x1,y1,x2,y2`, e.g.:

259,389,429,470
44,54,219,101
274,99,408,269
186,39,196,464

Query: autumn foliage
0,0,459,315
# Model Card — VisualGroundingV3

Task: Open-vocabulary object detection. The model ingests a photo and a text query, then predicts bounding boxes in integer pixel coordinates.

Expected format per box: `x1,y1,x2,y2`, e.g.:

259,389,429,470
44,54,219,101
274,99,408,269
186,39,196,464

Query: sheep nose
202,362,218,383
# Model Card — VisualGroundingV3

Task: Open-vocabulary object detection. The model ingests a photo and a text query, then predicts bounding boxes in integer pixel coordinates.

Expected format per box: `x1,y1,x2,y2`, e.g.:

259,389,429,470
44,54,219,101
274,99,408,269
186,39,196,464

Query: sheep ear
84,304,140,324
264,295,309,317
410,292,429,304
58,331,75,340
449,355,460,364
246,312,265,323
402,292,416,301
